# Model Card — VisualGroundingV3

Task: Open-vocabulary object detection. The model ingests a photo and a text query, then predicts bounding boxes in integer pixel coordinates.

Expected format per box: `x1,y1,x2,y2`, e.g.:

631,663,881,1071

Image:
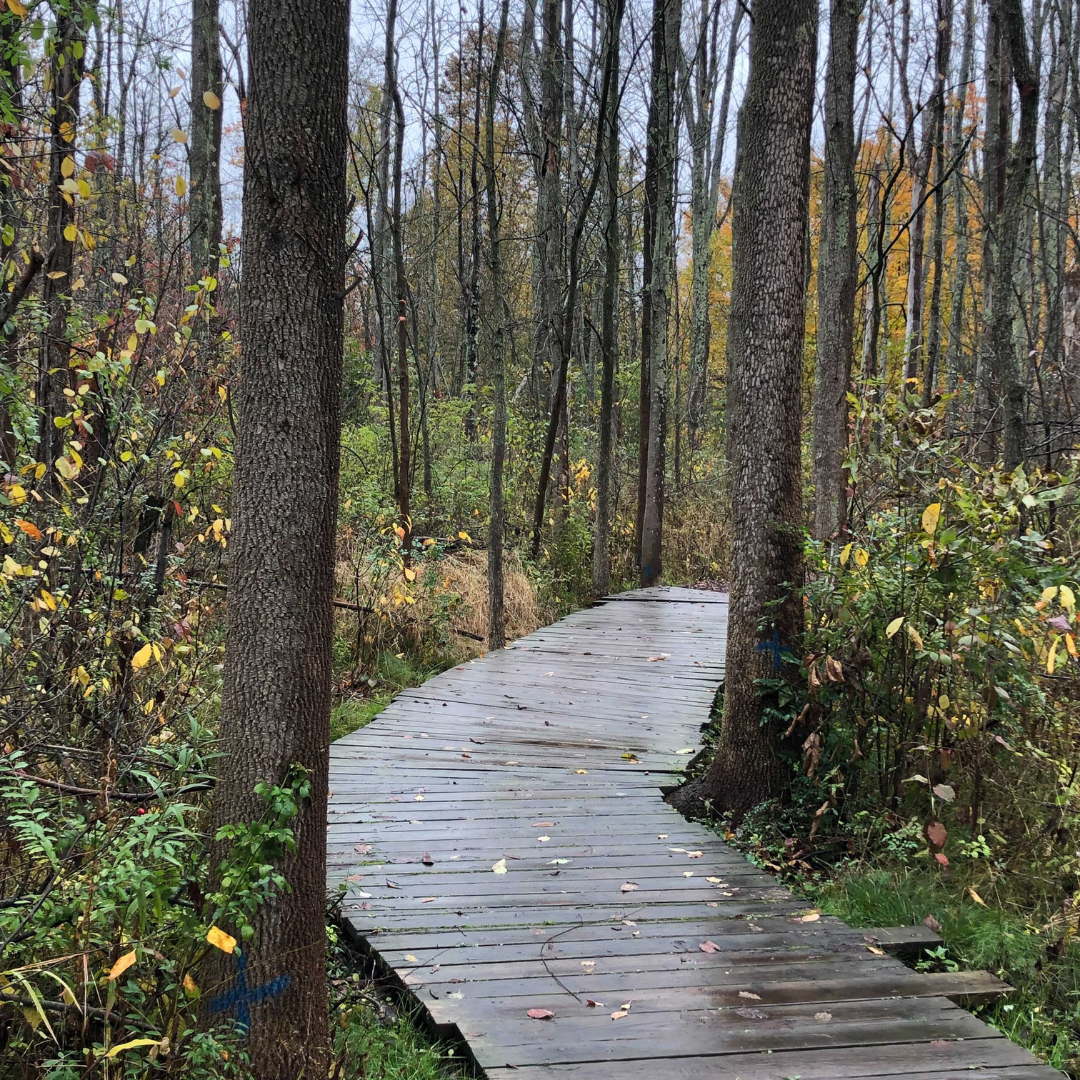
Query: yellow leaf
458,531,471,542
2,554,21,577
0,521,12,543
1042,586,1059,602
1048,639,1059,675
403,567,416,582
108,950,137,980
839,542,852,566
1067,633,1078,659
203,90,221,109
60,156,75,178
1060,585,1076,612
46,271,67,280
131,643,153,670
14,518,41,540
6,0,27,17
921,502,941,534
182,973,198,996
105,1038,159,1059
886,617,904,639
63,224,77,243
206,925,236,953
77,178,91,198
8,483,27,505
55,456,77,480
171,128,188,144
907,624,924,650
491,858,508,875
966,887,987,907
854,548,868,567
111,272,128,286
175,175,187,197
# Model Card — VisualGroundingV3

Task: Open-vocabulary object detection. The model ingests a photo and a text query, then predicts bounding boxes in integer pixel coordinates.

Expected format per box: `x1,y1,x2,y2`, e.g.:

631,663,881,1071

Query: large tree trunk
988,0,1038,470
812,0,863,541
672,0,816,822
922,0,954,406
486,0,510,649
639,0,681,586
591,0,623,598
204,0,348,1074
189,0,223,276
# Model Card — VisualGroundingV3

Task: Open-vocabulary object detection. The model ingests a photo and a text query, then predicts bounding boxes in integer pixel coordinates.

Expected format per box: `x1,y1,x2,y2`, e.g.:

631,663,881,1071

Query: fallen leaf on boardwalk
537,836,550,842
738,991,761,1000
531,822,554,828
736,1007,768,1020
658,834,668,839
574,769,588,775
386,879,400,888
414,795,425,802
866,945,885,955
668,847,686,853
683,871,693,877
585,999,604,1008
346,874,364,883
492,859,508,874
706,877,723,884
686,851,703,859
410,819,422,825
404,955,418,963
621,752,640,762
967,886,987,906
815,1011,833,1022
108,951,137,980
675,748,694,754
549,858,569,865
420,897,437,903
610,1010,628,1020
620,882,639,892
527,1009,555,1020
800,912,820,923
699,940,720,953
646,653,669,662
422,852,434,865
580,960,595,968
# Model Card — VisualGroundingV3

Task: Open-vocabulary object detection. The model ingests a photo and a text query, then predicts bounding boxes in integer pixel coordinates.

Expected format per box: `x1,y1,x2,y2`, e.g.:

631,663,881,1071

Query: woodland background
3,0,1080,1076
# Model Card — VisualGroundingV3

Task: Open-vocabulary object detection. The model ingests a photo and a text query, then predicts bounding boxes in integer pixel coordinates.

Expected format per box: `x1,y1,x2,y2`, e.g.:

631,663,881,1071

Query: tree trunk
988,0,1038,469
189,0,223,276
672,0,817,822
922,0,954,406
39,6,88,486
204,0,348,1074
486,0,510,649
640,0,681,586
591,0,623,598
812,0,863,541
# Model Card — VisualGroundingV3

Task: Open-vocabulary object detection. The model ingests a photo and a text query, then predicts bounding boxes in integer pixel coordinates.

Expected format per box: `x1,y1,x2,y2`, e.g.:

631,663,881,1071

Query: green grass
333,999,466,1080
807,867,1080,1077
331,694,392,741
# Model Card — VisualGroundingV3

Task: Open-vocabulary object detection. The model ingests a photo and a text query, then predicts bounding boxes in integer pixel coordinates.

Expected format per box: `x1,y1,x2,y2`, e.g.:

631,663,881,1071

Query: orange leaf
14,518,42,541
108,950,137,980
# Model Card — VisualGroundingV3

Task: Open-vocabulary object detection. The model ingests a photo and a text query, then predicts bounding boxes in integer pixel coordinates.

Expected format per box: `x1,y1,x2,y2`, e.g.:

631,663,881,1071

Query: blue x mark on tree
208,949,291,1033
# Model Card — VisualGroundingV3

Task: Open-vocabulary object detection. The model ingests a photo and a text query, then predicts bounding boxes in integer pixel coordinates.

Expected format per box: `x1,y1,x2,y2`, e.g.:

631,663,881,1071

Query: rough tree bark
812,0,863,541
639,0,681,586
988,0,1038,469
486,0,510,649
671,0,817,821
189,0,223,276
204,0,348,1074
591,0,624,598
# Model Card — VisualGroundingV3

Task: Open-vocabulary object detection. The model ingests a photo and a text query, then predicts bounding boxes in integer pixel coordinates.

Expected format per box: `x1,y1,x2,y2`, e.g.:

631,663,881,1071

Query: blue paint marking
207,949,291,1034
756,627,785,671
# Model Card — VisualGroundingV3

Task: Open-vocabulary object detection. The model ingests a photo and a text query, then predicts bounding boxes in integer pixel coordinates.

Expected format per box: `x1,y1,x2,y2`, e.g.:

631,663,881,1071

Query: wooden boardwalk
328,587,1062,1079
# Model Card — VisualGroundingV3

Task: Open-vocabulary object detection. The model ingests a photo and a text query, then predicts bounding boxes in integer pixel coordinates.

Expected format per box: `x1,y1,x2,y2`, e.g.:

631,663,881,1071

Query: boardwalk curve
328,586,1062,1079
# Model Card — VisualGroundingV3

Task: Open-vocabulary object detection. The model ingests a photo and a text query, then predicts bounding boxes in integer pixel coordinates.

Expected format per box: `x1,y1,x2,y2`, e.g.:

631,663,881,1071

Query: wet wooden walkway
328,587,1062,1079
